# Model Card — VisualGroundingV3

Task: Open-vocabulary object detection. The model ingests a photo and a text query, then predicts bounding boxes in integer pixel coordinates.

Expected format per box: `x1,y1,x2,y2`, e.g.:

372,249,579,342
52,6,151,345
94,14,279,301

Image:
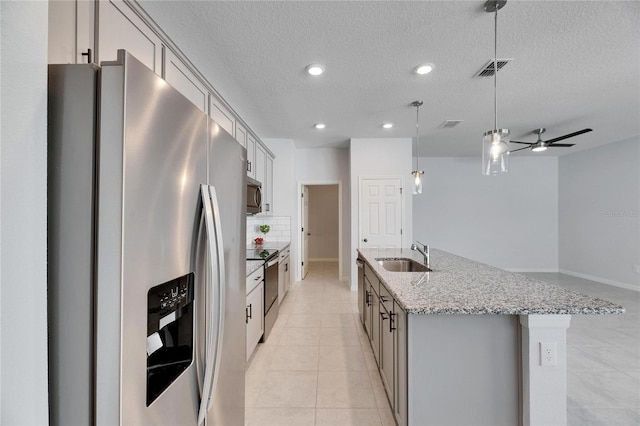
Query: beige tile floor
246,265,639,426
526,273,640,426
246,261,395,426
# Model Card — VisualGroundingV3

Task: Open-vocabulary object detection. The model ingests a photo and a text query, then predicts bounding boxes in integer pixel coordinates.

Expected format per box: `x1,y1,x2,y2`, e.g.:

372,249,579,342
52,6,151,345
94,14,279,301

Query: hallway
245,261,395,426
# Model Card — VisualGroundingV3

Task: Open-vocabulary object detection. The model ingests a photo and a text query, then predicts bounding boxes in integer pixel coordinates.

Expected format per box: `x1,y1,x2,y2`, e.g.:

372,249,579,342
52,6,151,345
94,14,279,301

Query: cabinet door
370,284,380,365
284,259,290,294
210,97,235,137
380,303,394,405
247,132,264,180
164,49,207,112
363,276,372,338
255,141,268,185
49,0,96,64
246,283,264,361
393,302,408,426
265,155,274,215
278,262,285,304
98,0,162,74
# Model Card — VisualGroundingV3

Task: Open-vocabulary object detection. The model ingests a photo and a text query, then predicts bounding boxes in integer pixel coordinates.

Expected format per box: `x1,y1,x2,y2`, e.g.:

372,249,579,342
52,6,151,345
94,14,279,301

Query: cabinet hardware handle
255,275,262,281
363,238,368,243
365,291,370,306
380,295,388,303
81,48,92,63
285,264,288,272
390,312,396,332
380,312,388,321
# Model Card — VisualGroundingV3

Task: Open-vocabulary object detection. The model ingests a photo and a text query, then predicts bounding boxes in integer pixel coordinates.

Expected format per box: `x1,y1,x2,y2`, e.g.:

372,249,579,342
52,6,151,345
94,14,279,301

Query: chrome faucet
411,241,430,268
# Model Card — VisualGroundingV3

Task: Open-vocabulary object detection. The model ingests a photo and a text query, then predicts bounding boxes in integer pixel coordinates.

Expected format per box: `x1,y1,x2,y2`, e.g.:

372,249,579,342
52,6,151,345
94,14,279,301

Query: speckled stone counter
357,247,624,315
246,260,264,276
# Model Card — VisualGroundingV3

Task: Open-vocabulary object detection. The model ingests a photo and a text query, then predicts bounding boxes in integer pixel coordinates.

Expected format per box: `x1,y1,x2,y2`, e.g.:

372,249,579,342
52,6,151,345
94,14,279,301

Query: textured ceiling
138,0,640,156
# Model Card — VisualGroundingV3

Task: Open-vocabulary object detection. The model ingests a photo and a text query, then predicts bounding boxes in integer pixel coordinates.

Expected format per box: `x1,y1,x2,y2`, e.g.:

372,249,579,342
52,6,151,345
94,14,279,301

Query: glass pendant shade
482,129,510,175
411,170,424,194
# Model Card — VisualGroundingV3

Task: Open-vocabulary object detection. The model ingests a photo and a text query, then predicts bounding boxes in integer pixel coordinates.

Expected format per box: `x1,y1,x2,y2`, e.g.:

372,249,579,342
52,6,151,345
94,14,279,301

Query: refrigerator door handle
195,209,206,395
197,184,220,426
204,185,227,415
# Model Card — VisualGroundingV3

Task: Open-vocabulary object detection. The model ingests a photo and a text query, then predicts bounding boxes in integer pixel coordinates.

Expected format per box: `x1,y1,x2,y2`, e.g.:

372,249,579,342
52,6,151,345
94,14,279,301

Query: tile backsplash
247,216,291,246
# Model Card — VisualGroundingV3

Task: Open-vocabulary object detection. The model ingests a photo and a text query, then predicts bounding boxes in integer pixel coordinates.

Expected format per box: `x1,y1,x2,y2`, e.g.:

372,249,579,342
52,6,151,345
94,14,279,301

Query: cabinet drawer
364,263,379,294
246,265,264,294
278,245,291,262
379,283,393,313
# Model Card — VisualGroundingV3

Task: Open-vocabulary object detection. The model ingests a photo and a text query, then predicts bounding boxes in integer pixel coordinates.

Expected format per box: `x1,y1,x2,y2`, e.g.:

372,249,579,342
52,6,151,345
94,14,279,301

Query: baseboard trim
507,268,559,273
309,258,338,262
559,269,640,292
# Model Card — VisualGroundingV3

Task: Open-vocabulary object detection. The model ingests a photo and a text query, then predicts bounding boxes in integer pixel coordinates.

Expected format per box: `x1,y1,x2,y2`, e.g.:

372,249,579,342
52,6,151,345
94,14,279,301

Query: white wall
412,157,559,271
308,185,339,260
296,148,350,281
0,1,50,423
559,138,640,289
349,138,413,288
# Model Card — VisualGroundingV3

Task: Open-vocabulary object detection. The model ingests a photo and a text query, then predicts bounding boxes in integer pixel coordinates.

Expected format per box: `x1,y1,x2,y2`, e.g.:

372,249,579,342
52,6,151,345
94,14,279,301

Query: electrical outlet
540,342,557,366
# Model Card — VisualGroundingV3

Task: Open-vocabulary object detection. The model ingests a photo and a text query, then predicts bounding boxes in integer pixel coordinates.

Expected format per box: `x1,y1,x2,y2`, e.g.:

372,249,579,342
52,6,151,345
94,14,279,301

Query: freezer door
96,51,207,425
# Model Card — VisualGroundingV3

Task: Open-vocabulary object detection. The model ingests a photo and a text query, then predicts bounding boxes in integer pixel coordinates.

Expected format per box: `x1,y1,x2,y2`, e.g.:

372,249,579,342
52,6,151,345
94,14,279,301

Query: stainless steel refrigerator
48,50,246,425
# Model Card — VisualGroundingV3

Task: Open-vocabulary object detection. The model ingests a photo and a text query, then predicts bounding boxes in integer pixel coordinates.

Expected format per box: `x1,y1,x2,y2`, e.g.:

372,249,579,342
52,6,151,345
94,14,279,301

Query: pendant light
482,0,510,176
411,100,424,195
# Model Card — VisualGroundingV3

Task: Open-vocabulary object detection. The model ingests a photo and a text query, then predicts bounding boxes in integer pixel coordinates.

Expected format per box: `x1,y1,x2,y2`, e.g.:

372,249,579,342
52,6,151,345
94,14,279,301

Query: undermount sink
376,258,431,273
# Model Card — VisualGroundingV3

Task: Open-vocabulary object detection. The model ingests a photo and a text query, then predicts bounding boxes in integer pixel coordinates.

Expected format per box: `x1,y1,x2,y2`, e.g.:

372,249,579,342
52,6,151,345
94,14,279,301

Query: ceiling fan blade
548,143,575,148
546,128,593,144
509,146,531,153
510,141,533,145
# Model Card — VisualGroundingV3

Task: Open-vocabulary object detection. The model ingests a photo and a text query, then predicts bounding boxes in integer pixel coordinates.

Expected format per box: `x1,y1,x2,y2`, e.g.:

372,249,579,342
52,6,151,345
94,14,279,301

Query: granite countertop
357,248,625,316
246,260,264,276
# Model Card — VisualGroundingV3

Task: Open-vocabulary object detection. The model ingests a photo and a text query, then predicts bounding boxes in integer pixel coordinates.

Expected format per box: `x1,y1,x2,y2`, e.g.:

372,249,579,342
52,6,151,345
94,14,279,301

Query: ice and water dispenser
146,273,194,406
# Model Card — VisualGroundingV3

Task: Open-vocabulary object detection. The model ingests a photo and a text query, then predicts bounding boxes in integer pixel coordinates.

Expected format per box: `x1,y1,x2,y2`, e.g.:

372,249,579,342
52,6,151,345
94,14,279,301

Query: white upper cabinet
255,141,266,186
245,132,256,179
210,97,235,137
164,49,208,113
98,0,162,74
265,155,273,215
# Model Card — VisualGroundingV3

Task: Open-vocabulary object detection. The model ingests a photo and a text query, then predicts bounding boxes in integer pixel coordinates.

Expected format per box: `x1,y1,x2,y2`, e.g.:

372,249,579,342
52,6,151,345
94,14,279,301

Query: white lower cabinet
246,268,264,361
278,245,291,304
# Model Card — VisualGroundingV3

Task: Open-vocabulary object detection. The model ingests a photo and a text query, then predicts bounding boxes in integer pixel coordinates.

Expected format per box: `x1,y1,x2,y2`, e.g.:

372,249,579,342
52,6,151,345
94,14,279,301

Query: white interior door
359,178,403,249
301,185,310,278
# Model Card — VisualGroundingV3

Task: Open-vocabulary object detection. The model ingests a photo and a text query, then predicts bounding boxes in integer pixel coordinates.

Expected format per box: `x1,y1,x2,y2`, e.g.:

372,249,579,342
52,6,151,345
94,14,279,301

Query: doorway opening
298,182,342,282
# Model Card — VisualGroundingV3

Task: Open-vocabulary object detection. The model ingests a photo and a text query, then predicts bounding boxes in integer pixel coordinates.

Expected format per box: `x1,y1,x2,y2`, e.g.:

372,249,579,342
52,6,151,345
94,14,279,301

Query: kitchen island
357,248,623,426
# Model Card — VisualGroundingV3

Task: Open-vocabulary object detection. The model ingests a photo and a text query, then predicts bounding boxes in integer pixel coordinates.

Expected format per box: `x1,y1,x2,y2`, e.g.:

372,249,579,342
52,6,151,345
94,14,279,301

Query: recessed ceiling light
314,123,326,129
306,64,325,76
414,63,434,75
382,123,393,129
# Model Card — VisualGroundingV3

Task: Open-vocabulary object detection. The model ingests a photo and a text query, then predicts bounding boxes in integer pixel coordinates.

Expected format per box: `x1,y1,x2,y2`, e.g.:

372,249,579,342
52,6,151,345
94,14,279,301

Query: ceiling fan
510,128,593,153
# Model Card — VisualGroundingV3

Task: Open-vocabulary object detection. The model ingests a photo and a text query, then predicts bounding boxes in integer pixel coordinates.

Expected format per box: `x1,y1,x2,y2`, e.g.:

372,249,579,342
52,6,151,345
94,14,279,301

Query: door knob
363,238,368,243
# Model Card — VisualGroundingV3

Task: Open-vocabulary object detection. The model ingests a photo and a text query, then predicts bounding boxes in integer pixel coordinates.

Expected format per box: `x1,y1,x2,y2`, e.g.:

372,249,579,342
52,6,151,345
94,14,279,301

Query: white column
520,314,572,426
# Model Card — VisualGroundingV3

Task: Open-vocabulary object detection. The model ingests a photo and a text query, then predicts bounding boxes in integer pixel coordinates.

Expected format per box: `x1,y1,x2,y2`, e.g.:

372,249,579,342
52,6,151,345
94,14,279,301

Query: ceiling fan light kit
510,127,593,153
481,0,510,176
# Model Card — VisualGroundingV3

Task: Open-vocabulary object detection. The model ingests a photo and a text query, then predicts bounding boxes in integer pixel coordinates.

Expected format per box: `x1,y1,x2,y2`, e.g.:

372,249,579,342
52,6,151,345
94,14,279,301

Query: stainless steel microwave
247,177,262,215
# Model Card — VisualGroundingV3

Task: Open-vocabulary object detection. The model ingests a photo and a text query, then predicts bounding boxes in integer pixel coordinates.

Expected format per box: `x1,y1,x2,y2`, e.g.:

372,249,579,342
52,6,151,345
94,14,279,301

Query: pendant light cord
494,7,498,132
415,103,420,170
